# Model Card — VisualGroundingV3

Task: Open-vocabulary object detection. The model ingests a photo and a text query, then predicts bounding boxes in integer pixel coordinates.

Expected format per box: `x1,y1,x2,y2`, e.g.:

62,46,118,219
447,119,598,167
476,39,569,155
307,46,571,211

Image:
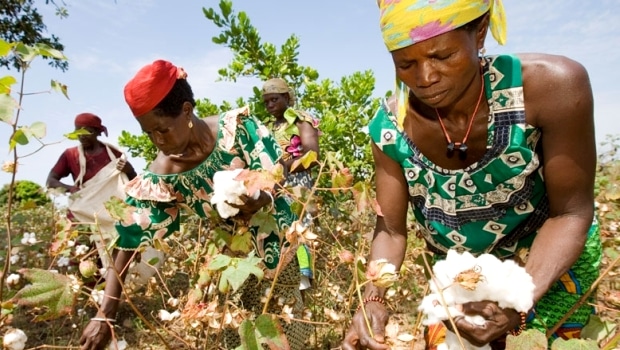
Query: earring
188,120,193,129
479,47,486,67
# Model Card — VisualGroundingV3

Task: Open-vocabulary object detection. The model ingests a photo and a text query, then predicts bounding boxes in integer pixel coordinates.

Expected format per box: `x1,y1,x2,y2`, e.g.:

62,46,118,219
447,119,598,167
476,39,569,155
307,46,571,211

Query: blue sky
1,0,619,190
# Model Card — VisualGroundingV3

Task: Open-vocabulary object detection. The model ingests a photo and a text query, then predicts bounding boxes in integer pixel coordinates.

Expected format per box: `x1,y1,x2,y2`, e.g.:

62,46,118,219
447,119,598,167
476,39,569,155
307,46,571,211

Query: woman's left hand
228,191,273,221
445,301,521,347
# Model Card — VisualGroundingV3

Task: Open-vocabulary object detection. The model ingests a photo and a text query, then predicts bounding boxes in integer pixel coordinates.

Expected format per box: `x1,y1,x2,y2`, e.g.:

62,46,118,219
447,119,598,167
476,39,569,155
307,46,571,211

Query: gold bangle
357,296,386,312
508,311,527,336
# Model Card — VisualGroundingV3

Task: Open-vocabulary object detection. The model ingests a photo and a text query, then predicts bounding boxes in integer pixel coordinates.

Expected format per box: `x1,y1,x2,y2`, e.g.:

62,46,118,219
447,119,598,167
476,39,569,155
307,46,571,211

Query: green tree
0,0,68,71
0,180,50,207
119,0,386,183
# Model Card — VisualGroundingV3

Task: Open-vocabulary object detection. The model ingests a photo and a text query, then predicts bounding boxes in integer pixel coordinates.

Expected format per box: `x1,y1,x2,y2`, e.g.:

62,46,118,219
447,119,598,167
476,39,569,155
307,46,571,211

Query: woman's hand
229,191,273,221
79,319,113,350
116,158,127,172
446,301,521,347
341,302,390,350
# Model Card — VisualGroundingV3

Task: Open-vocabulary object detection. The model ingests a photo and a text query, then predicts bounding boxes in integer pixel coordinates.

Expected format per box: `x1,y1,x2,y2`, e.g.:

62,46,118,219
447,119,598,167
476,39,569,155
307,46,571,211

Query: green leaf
14,43,36,63
11,269,78,321
255,314,290,350
238,319,261,350
249,210,279,240
0,39,14,57
34,43,66,60
230,230,252,253
604,246,619,261
550,338,599,350
0,75,17,94
581,315,617,342
10,128,29,150
506,329,548,350
28,121,47,139
212,227,232,249
236,253,264,283
207,254,232,271
0,93,16,124
51,80,69,99
290,150,318,172
64,128,90,140
237,315,290,350
220,252,263,292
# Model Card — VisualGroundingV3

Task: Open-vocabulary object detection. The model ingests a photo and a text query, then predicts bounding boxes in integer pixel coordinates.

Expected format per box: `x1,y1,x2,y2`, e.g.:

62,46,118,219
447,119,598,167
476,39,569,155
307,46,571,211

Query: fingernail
456,304,463,312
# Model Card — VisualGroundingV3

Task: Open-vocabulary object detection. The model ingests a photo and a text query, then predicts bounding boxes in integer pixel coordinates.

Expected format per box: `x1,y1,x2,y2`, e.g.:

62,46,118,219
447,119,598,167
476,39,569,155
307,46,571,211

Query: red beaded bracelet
357,296,386,312
509,311,527,336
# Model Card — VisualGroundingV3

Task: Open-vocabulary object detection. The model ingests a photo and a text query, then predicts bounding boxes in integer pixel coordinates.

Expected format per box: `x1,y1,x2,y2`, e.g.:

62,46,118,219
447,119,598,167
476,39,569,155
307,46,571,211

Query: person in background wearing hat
47,113,139,280
262,78,320,292
342,0,600,349
47,113,137,194
79,60,312,350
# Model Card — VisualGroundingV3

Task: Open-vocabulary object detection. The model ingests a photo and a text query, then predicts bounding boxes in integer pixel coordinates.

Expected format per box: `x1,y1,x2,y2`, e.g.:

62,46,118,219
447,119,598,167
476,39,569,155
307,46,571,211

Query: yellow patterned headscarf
377,0,507,127
378,0,506,51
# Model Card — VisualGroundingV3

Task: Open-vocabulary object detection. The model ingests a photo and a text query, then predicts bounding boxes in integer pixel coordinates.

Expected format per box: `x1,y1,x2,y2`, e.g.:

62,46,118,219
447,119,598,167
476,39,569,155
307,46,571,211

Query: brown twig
420,252,468,350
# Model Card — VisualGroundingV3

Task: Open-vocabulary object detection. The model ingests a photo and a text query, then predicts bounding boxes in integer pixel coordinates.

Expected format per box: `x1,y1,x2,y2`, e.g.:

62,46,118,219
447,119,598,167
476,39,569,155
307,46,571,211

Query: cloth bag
68,143,163,286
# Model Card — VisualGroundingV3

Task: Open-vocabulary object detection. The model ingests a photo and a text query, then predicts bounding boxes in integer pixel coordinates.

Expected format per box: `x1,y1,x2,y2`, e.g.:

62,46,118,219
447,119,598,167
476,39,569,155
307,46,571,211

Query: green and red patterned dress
368,55,601,343
115,107,311,348
269,107,320,282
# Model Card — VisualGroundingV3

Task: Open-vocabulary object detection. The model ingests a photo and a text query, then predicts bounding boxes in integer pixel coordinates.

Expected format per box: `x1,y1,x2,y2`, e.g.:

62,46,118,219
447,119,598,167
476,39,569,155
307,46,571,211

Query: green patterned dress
369,55,601,341
115,108,311,348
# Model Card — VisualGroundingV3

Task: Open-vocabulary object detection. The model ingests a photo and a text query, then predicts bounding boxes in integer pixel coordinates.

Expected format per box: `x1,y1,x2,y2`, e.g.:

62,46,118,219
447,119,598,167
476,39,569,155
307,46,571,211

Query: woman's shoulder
517,53,590,98
517,53,593,125
518,53,589,84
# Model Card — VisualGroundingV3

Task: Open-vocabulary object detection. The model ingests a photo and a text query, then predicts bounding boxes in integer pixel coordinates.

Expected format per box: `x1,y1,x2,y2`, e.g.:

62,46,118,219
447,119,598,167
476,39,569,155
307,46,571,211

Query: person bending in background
343,0,600,349
79,60,312,350
47,113,138,274
262,78,320,290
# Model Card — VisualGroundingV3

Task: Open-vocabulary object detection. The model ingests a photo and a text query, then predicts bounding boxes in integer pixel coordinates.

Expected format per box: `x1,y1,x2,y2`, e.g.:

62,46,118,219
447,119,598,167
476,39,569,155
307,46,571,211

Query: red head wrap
123,60,188,117
74,113,108,137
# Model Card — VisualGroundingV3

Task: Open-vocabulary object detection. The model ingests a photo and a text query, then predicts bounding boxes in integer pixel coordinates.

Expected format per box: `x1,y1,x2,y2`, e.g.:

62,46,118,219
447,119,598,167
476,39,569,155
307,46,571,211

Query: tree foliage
0,0,68,72
119,0,387,183
0,180,50,207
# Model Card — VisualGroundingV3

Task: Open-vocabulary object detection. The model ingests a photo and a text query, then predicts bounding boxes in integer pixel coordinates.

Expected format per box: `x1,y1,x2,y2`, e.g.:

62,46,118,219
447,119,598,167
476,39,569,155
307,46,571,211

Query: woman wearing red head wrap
79,60,312,350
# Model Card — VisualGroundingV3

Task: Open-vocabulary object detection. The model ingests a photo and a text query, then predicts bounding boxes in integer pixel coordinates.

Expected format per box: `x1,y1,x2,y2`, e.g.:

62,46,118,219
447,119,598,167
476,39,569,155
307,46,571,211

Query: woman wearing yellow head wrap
261,78,321,293
343,1,599,349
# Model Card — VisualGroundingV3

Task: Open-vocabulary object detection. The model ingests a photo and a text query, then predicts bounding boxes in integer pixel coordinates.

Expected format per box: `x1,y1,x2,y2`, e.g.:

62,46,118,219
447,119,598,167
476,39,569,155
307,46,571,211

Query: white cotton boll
20,232,36,246
6,273,20,286
158,309,181,321
57,256,70,267
108,339,128,350
420,249,535,349
211,169,251,219
418,294,462,325
91,289,105,305
3,328,27,350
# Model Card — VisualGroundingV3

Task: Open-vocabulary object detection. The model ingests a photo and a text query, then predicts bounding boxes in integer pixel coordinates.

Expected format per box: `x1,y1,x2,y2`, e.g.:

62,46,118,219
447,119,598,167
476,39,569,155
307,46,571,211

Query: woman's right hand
79,319,113,350
342,302,390,350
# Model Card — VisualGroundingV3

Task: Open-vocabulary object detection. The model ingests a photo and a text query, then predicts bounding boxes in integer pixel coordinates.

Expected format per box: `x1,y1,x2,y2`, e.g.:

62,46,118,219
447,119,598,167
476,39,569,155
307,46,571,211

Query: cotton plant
418,249,535,350
210,169,259,219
